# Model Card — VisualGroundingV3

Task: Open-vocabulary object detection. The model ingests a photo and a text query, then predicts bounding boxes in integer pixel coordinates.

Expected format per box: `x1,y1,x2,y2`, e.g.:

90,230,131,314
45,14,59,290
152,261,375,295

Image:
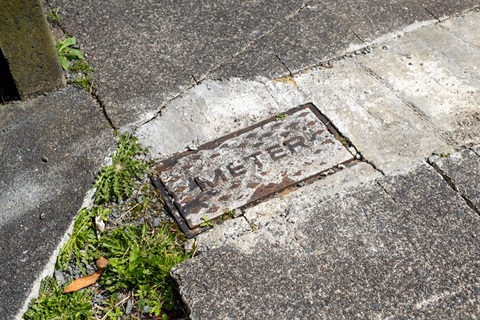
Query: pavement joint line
424,7,441,22
412,30,480,86
427,156,480,217
354,59,434,125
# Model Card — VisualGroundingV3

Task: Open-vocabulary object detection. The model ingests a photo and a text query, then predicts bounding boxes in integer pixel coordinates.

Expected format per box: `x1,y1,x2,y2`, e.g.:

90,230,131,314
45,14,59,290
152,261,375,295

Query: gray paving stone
441,10,480,49
48,0,479,129
0,86,114,318
172,162,480,319
413,24,480,80
430,147,480,209
49,0,304,128
295,59,450,173
358,31,480,146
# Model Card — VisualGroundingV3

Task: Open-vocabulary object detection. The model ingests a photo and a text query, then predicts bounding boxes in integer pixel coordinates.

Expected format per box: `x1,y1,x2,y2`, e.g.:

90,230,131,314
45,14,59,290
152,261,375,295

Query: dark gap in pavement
0,48,20,103
427,158,480,217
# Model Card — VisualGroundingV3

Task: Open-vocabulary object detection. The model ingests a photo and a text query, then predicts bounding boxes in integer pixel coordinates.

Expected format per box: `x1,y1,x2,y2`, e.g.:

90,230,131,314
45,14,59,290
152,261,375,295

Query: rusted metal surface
153,104,354,237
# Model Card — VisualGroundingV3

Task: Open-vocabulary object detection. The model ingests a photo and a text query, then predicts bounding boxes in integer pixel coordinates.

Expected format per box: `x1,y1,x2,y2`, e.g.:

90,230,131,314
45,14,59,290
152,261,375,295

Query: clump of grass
100,223,190,313
70,60,96,92
46,7,62,24
94,134,151,204
56,206,109,273
23,277,94,320
24,135,191,319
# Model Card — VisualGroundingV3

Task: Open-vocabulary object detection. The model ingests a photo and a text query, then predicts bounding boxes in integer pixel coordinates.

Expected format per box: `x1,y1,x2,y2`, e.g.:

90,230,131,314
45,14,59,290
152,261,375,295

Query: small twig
100,293,130,320
118,202,141,220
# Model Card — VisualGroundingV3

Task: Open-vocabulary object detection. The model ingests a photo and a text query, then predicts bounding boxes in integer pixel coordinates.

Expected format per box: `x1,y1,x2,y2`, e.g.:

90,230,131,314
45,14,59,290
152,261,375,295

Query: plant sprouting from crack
46,7,62,24
94,134,152,204
200,215,214,228
56,37,84,70
70,60,96,92
276,113,287,121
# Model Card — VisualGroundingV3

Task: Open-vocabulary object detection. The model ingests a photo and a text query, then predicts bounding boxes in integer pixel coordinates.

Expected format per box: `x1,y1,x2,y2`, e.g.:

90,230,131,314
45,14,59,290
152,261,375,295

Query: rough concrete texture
142,12,480,175
136,78,305,158
295,59,452,173
0,0,65,99
193,162,382,252
358,31,480,145
48,0,479,129
0,86,114,319
430,149,480,209
172,154,480,319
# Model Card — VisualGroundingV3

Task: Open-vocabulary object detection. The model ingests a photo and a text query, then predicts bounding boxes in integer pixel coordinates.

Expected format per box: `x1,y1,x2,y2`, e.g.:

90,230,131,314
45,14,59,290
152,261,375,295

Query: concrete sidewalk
0,1,479,319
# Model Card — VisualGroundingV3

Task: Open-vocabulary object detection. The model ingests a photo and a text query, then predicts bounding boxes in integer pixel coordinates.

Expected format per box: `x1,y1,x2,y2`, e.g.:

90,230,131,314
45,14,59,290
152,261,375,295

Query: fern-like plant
94,134,150,204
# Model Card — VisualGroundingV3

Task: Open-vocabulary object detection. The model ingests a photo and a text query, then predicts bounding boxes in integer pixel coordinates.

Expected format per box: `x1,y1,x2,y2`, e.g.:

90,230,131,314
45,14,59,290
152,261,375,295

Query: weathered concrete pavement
1,1,479,319
172,150,480,319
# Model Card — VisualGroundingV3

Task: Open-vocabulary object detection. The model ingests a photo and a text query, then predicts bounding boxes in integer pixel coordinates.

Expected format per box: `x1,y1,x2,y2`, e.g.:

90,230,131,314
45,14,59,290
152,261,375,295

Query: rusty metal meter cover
152,103,354,237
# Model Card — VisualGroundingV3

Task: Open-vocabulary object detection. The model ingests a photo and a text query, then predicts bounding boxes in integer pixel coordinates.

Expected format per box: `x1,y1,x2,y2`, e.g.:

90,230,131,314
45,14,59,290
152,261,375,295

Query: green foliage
46,7,62,24
94,134,151,204
199,215,214,227
24,277,94,320
56,37,84,70
57,206,109,273
276,113,287,121
70,60,96,92
99,224,190,314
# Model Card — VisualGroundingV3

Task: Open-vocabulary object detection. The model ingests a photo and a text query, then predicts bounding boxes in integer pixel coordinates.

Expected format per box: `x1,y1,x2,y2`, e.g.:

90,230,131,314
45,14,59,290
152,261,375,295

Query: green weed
99,223,190,314
276,113,287,121
46,7,62,24
23,277,94,320
56,37,84,70
25,134,191,319
200,215,214,227
70,60,96,92
94,134,151,204
56,206,109,273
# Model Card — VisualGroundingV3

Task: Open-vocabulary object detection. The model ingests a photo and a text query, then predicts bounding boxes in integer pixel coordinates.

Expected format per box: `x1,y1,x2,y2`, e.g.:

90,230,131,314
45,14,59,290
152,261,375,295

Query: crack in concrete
44,0,117,132
424,7,441,22
427,157,480,217
275,54,294,77
199,0,313,82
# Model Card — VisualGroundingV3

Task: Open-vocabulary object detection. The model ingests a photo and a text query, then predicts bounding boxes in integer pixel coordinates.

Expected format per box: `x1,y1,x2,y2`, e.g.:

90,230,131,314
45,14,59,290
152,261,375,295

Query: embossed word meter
153,104,354,237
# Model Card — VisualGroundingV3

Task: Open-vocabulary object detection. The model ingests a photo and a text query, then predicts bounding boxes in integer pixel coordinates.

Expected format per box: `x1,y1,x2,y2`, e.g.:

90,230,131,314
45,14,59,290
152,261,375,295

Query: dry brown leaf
63,257,109,293
96,256,109,269
63,270,103,293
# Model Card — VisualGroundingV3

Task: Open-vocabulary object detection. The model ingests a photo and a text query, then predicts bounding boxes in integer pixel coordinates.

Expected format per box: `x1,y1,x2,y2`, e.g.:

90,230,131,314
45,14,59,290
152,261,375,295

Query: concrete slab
295,59,451,173
136,78,305,159
48,0,305,128
440,10,480,49
48,0,479,130
0,86,114,319
358,31,480,145
172,161,480,319
430,148,480,208
414,24,480,79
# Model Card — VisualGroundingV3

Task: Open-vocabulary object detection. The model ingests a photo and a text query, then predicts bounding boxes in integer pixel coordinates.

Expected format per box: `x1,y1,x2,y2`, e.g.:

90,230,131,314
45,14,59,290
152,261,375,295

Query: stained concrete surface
172,154,480,319
1,1,480,319
49,0,479,129
0,86,114,318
